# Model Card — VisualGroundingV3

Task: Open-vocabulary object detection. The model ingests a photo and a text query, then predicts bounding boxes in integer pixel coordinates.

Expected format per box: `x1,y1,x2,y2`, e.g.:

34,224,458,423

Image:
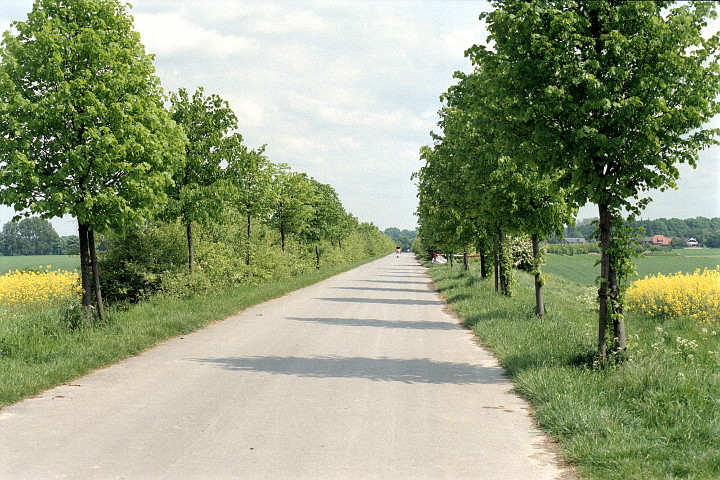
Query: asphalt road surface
0,254,572,479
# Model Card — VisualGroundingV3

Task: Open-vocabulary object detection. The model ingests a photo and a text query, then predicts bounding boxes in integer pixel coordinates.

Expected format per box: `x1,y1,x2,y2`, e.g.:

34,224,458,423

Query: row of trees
0,0,391,321
557,216,720,248
0,217,78,256
383,228,418,252
415,1,720,362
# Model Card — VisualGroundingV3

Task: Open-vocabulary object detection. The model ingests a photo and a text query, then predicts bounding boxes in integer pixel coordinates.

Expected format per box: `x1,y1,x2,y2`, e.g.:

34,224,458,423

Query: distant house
564,238,586,244
686,237,700,248
650,235,672,246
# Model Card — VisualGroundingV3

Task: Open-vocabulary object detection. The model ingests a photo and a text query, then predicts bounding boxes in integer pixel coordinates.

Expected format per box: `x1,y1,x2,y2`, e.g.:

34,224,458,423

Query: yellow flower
0,269,81,308
626,267,720,324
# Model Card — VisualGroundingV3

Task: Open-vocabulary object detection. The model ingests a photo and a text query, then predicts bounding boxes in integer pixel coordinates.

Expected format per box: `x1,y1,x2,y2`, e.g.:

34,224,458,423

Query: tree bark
493,234,499,293
246,214,252,266
186,222,194,272
315,245,320,269
463,250,469,271
532,233,545,317
78,222,93,325
499,229,508,295
598,204,612,363
280,223,286,252
88,228,104,321
480,252,487,278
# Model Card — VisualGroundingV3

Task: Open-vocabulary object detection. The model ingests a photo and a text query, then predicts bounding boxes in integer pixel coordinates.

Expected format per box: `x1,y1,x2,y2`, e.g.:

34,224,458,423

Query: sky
0,0,718,237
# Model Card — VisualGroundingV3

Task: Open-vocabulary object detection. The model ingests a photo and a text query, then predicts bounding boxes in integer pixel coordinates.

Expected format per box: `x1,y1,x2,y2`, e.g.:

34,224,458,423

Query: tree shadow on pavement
286,317,460,330
190,355,509,385
354,279,429,285
317,297,443,306
332,286,433,294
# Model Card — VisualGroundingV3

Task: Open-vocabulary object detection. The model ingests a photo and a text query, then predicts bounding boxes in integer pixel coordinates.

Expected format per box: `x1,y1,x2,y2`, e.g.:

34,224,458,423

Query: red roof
651,235,672,246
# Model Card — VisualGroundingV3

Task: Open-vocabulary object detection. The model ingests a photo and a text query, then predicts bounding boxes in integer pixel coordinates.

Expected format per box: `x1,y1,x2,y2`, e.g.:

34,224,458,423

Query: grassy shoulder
0,255,384,408
429,264,720,480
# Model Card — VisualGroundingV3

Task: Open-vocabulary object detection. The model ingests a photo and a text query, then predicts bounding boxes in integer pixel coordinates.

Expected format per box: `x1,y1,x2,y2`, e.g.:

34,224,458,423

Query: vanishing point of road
0,254,573,479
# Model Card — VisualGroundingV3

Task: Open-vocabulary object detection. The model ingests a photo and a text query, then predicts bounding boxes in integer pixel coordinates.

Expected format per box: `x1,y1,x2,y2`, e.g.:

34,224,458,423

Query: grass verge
429,264,720,480
0,255,383,408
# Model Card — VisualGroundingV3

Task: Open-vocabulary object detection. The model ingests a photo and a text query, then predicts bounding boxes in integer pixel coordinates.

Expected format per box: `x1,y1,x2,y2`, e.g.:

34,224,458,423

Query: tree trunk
280,224,286,252
598,204,612,363
186,222,194,272
315,245,320,269
499,230,508,295
493,234,499,293
532,233,545,317
78,222,93,325
610,267,627,355
463,250,469,271
88,228,104,321
246,214,252,266
480,252,487,278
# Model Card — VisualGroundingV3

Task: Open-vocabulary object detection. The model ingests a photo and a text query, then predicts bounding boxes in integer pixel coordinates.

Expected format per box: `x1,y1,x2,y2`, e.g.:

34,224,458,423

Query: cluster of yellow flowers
0,267,82,307
626,267,720,323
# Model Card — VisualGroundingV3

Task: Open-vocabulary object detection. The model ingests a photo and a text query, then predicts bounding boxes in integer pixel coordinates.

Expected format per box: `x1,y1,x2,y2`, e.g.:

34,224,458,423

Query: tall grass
430,264,720,480
0,256,382,407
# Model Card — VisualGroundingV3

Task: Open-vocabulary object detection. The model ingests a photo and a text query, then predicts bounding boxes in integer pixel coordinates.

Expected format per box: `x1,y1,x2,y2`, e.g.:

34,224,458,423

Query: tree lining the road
415,0,720,362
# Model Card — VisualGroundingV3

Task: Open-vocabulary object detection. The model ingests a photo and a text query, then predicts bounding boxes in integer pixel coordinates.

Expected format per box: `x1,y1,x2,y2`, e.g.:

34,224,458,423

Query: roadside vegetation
429,262,720,480
0,255,385,408
0,0,395,408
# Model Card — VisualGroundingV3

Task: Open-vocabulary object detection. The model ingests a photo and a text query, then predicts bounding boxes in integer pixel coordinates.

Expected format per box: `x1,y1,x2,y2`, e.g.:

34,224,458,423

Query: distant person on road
396,246,401,257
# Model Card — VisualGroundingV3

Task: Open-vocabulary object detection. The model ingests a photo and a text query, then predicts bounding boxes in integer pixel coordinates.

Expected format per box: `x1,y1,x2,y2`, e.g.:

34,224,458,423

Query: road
0,254,572,479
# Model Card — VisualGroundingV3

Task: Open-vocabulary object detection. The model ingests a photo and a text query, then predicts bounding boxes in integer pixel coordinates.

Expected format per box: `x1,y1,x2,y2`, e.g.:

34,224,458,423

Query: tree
17,217,61,255
166,87,237,271
0,221,21,256
0,0,186,321
269,169,316,252
226,139,277,265
472,0,720,361
302,179,348,268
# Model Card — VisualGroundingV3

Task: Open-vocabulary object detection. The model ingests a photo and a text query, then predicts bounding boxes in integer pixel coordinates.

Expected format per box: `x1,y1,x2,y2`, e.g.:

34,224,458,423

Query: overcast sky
1,0,718,237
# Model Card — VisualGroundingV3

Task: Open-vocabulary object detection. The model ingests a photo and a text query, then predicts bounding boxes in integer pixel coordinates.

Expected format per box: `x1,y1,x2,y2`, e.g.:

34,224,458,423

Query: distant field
0,255,79,275
544,248,720,286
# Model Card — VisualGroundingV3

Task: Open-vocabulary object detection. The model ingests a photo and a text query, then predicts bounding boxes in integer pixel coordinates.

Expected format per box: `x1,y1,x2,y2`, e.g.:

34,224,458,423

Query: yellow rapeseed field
0,267,82,307
626,267,720,323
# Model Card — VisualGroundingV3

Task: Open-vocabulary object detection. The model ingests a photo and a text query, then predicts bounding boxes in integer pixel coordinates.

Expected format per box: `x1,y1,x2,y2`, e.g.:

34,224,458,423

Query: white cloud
133,11,255,59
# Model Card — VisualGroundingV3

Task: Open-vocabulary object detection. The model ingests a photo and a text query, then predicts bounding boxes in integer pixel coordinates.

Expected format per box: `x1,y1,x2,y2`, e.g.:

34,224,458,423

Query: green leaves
0,0,185,232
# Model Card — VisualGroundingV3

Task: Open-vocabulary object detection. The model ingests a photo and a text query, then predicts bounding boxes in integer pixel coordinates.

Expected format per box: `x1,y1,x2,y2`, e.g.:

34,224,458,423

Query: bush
98,221,187,303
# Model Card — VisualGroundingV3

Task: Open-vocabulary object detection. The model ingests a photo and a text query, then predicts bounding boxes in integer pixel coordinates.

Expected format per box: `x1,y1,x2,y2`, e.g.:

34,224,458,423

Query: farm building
640,235,672,246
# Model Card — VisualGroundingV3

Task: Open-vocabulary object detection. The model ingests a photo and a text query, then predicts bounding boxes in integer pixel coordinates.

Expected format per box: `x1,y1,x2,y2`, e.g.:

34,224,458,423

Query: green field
0,255,79,275
544,248,720,286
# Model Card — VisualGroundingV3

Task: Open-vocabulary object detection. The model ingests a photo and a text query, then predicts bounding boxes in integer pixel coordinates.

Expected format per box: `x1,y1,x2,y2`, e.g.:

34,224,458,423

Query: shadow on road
332,286,433,295
354,279,429,286
190,355,508,385
317,297,443,306
286,316,460,330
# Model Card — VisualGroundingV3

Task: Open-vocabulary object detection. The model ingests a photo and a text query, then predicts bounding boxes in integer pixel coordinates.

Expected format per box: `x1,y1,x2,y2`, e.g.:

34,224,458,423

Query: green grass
544,248,720,286
0,255,382,407
430,264,720,480
0,255,79,274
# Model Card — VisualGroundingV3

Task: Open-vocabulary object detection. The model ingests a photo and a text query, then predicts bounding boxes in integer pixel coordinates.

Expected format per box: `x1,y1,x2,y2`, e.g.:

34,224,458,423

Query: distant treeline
0,217,79,256
552,217,720,248
384,228,418,251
